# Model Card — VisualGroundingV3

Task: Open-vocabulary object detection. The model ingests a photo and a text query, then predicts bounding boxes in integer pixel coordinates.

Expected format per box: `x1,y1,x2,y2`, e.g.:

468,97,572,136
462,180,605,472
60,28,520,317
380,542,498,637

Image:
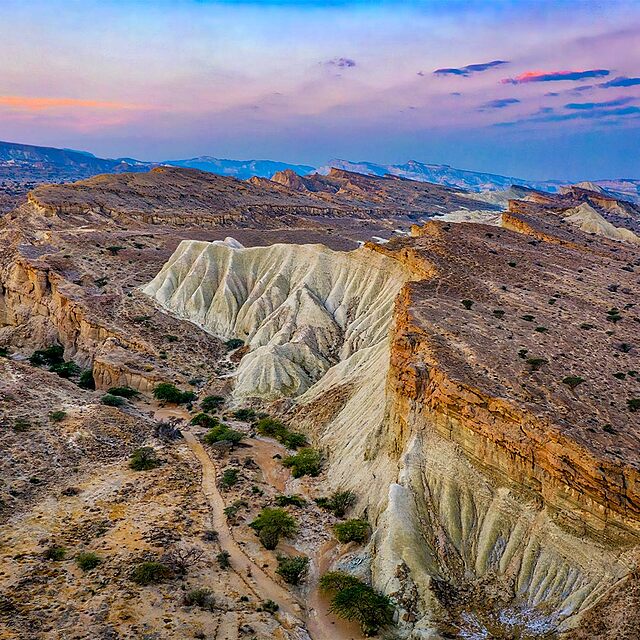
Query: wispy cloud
0,95,144,111
502,69,610,85
496,105,640,126
434,60,508,77
326,57,356,68
599,76,640,88
565,97,635,110
479,97,520,110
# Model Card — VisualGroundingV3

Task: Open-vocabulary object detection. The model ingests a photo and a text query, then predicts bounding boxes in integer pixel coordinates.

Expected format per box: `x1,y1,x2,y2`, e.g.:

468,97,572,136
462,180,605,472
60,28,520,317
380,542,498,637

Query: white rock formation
563,202,639,243
143,240,410,400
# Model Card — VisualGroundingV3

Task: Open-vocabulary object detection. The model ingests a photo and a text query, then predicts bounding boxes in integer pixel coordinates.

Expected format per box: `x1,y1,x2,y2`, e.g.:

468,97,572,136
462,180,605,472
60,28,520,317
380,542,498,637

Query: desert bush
334,519,370,544
220,468,240,489
526,357,548,371
493,309,505,319
606,308,622,323
43,546,66,561
78,369,96,390
534,326,548,333
562,376,585,390
461,299,473,310
0,346,10,357
101,394,126,407
129,447,161,471
276,555,309,585
130,561,173,585
191,412,219,428
204,425,244,446
613,372,627,380
319,571,394,637
30,345,64,367
259,599,279,613
628,398,640,413
232,408,256,421
274,494,307,508
13,418,32,432
250,508,297,550
201,395,225,412
49,410,67,422
216,551,231,569
50,361,81,378
256,417,308,450
225,339,244,350
183,588,215,611
76,552,101,571
153,383,195,404
107,386,139,398
316,490,357,518
282,448,322,478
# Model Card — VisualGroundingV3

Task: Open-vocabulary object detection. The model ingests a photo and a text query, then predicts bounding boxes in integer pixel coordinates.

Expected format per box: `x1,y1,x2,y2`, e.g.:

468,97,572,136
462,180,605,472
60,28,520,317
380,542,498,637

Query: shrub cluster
250,508,297,550
153,383,196,404
255,417,308,450
316,490,356,517
107,386,139,399
282,448,322,478
204,425,244,447
76,552,101,571
276,555,309,585
129,447,161,471
130,561,173,585
101,394,126,407
334,519,370,544
183,588,215,611
201,395,225,412
319,571,394,637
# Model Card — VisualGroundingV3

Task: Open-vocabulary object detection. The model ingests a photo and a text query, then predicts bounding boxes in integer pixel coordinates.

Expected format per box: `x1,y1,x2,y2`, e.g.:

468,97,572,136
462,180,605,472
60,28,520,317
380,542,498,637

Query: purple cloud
502,69,610,84
600,76,640,88
326,57,356,68
434,60,509,77
496,105,640,126
479,97,520,110
565,96,635,110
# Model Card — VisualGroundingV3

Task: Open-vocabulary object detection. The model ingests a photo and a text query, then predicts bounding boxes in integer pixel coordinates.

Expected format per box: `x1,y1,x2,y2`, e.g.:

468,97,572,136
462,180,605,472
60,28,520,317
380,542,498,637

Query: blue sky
0,0,638,179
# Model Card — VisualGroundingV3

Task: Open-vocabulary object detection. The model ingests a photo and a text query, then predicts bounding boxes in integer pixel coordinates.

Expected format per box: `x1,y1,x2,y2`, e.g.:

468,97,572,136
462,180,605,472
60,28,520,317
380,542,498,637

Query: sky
0,0,639,180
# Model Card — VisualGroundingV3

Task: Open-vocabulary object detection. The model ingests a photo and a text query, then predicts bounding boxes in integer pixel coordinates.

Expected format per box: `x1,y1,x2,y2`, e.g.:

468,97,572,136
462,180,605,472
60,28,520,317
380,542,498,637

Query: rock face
143,240,410,399
145,205,640,637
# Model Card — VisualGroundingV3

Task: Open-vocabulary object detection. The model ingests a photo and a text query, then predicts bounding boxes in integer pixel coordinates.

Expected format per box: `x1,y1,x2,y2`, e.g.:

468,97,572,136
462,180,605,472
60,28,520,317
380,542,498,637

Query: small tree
191,412,219,428
250,508,297,550
153,383,194,404
76,552,101,571
334,519,370,544
282,448,322,478
562,376,585,390
129,447,161,471
276,555,309,585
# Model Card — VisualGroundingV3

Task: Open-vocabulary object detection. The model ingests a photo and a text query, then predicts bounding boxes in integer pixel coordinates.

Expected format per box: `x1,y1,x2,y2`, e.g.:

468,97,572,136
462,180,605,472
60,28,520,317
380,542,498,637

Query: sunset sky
1,0,639,180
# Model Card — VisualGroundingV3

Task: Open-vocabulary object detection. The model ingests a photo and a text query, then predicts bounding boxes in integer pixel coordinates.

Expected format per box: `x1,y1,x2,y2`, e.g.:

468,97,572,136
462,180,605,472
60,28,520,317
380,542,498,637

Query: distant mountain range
1,139,638,204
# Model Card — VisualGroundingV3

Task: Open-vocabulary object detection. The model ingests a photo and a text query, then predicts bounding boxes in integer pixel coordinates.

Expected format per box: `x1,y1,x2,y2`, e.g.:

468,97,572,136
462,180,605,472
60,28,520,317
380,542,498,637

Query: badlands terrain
0,165,639,640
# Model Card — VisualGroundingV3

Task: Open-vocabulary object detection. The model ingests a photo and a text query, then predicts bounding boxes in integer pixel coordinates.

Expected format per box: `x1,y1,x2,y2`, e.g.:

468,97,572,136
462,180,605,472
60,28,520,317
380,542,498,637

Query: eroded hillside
0,169,638,639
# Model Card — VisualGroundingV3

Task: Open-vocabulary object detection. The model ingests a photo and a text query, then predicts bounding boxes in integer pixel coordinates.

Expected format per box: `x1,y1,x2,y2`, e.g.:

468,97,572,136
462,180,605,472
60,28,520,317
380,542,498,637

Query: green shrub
44,546,66,561
30,345,64,367
256,417,307,450
191,412,219,428
153,383,194,404
562,376,585,390
274,494,307,508
216,551,231,569
50,361,81,378
107,386,139,399
129,447,161,471
183,588,215,610
613,372,627,380
0,346,10,357
225,339,244,350
220,468,240,489
606,308,622,323
461,299,473,310
232,408,256,421
282,448,322,478
534,326,548,333
276,555,309,585
316,490,357,518
259,599,279,614
101,394,126,407
526,357,548,371
521,315,535,322
334,519,370,544
201,395,225,412
78,369,96,390
13,418,32,432
204,425,244,446
250,508,297,550
76,552,101,571
130,561,173,585
628,398,640,413
493,309,505,319
319,571,394,637
49,410,67,422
